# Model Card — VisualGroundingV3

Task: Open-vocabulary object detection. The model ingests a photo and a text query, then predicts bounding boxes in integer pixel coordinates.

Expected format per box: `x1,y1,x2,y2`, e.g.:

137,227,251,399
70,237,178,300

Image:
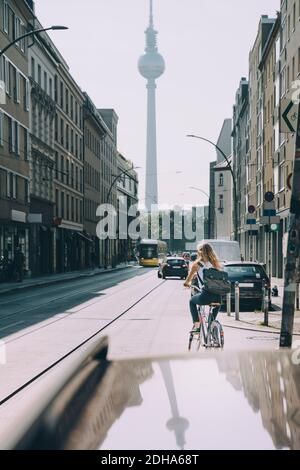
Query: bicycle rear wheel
211,321,224,348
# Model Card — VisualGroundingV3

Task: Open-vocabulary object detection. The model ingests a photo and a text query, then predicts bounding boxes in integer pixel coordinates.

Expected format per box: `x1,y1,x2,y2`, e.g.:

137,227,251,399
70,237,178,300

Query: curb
222,321,300,336
0,265,136,296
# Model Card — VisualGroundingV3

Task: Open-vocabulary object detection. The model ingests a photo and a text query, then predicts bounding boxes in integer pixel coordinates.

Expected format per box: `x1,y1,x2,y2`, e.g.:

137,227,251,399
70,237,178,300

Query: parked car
223,261,271,311
158,257,189,279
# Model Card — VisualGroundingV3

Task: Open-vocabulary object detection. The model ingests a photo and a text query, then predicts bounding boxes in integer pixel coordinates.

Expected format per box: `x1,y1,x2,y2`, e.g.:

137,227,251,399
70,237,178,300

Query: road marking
0,321,24,332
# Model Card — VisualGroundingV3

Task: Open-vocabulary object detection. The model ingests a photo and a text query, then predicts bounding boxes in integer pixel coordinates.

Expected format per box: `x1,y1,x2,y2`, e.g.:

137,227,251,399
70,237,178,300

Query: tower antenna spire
150,0,153,27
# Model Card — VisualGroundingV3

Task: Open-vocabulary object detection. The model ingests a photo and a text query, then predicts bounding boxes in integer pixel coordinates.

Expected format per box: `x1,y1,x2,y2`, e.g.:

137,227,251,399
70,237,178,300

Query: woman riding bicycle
184,243,222,333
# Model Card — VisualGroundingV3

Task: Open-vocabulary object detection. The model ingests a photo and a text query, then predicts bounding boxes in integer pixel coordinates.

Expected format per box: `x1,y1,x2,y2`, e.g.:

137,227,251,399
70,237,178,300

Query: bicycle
188,285,224,351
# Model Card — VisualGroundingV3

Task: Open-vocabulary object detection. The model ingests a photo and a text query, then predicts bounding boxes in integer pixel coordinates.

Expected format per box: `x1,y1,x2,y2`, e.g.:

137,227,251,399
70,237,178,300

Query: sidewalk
220,276,300,335
0,262,138,296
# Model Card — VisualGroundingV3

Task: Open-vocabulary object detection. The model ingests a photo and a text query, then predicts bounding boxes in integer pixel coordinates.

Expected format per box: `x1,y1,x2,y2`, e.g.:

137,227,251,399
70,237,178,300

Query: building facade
232,78,250,257
83,93,111,268
0,0,34,273
53,55,85,273
28,20,57,276
116,152,139,263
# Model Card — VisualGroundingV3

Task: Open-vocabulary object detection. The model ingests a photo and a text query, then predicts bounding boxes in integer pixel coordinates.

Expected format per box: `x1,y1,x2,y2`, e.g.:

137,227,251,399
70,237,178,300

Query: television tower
138,0,165,211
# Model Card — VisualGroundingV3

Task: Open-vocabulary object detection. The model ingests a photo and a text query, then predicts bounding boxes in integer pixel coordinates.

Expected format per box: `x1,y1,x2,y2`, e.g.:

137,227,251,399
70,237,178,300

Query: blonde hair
196,243,221,270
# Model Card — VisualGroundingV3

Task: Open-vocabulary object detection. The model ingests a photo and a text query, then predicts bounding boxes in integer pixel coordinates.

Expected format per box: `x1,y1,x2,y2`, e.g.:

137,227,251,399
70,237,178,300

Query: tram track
0,268,154,323
0,279,166,407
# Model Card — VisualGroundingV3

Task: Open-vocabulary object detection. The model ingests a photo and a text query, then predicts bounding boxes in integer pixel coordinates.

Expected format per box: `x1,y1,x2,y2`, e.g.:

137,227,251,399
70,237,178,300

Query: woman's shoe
190,326,200,334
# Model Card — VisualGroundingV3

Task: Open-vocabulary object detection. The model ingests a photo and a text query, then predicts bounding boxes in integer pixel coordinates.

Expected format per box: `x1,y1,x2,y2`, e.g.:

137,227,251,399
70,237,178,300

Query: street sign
263,209,277,217
280,98,298,133
265,191,275,203
260,216,280,225
246,219,257,225
248,205,255,214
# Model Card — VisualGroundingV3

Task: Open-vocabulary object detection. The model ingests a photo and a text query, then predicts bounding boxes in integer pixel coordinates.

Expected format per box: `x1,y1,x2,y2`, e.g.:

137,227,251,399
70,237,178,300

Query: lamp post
189,186,216,238
0,26,68,58
187,134,238,241
104,165,140,269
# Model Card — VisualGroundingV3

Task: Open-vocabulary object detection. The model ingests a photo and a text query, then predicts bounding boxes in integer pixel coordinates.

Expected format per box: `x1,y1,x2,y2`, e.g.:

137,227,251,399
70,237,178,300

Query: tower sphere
138,52,165,80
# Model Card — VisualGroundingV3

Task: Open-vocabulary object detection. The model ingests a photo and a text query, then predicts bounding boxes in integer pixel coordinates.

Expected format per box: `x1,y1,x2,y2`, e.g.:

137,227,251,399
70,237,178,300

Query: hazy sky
36,0,279,208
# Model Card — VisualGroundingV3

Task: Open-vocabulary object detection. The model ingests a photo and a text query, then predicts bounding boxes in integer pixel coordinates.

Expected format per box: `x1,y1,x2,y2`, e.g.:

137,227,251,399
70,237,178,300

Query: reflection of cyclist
184,243,222,333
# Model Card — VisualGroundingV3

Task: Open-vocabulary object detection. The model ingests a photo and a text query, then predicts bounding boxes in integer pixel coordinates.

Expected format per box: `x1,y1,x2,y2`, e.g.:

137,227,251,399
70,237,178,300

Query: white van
199,239,241,262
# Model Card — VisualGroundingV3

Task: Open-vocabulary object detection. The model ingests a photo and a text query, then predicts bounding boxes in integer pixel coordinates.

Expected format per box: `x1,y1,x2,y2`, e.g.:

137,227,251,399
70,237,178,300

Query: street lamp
189,186,216,239
187,134,238,241
104,165,141,269
0,25,68,58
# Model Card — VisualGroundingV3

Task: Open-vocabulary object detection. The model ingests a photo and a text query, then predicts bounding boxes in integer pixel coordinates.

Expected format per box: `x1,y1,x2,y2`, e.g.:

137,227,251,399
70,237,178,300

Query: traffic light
270,223,280,232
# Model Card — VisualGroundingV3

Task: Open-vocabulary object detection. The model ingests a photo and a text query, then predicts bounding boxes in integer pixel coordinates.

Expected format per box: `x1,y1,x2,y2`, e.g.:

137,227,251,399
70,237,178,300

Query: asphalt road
0,267,281,442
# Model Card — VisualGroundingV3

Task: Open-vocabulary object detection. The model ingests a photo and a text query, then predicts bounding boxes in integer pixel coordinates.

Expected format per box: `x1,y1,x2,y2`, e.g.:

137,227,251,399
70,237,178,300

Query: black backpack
198,267,231,296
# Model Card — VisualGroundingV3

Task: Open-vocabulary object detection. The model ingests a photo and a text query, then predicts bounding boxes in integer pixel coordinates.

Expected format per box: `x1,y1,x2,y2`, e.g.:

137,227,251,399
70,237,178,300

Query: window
31,57,35,80
0,111,3,146
80,200,83,223
61,155,64,183
60,81,64,108
80,169,83,192
13,68,20,103
61,192,65,218
60,118,64,146
23,127,29,160
24,77,29,111
66,124,69,151
71,162,74,187
65,88,69,114
66,159,69,185
3,2,9,33
75,198,78,223
71,196,74,221
55,189,59,216
218,195,224,213
66,194,70,220
44,71,47,93
37,64,41,86
293,3,296,30
49,77,52,99
219,173,224,186
75,166,78,190
54,75,58,102
55,152,59,179
71,95,74,120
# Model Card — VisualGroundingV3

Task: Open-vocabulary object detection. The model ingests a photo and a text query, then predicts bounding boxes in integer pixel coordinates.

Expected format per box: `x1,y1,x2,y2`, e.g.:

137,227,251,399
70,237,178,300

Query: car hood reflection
62,351,300,450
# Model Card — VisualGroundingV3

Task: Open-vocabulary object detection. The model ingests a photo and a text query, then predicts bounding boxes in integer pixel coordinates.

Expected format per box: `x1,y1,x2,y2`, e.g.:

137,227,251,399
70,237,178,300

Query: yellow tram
137,239,168,267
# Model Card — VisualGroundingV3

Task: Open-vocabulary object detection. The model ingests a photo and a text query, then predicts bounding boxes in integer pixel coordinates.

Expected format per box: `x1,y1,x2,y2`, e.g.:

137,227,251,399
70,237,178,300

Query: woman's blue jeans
189,289,221,323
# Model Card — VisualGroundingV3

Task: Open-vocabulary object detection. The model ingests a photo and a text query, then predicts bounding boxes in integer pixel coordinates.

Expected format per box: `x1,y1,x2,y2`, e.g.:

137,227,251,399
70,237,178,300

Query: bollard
235,281,240,321
263,284,269,326
226,292,231,317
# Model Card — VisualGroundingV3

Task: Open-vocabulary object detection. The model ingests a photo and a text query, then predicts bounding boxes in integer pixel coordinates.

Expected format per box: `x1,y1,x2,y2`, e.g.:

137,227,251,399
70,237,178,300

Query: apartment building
53,57,85,273
232,78,250,258
83,93,111,268
247,15,276,265
116,152,138,263
28,21,57,276
98,109,119,267
0,0,34,271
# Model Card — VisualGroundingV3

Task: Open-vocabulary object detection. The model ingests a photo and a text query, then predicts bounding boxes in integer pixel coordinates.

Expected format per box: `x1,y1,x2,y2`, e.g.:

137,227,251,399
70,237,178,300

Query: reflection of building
64,360,153,450
159,361,189,450
216,351,300,449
